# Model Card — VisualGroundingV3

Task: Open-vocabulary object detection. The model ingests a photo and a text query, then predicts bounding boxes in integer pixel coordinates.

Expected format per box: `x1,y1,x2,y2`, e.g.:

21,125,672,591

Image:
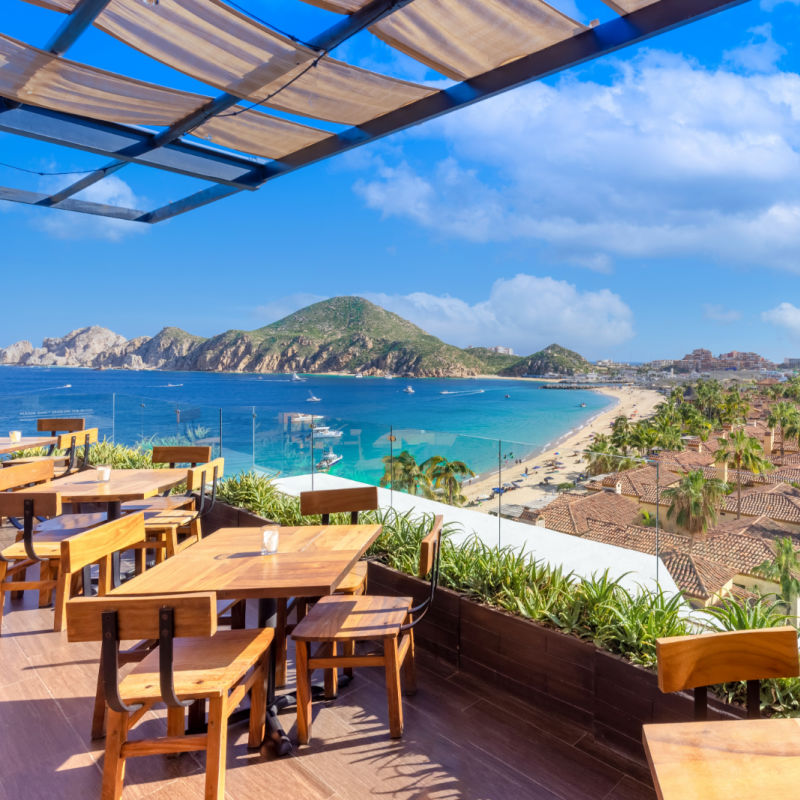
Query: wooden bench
66,592,272,799
122,445,213,515
8,418,87,472
292,515,443,742
0,501,148,632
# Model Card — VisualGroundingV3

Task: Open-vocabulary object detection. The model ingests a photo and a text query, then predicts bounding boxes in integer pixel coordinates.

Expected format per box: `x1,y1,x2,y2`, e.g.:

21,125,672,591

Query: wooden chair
66,592,272,800
292,515,443,742
281,487,379,686
122,445,213,515
57,428,99,476
656,627,800,719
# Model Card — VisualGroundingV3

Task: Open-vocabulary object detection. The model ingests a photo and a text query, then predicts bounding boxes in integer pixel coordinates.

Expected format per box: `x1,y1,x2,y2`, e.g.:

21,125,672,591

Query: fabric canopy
600,0,659,12
0,34,331,159
94,0,435,126
299,0,585,81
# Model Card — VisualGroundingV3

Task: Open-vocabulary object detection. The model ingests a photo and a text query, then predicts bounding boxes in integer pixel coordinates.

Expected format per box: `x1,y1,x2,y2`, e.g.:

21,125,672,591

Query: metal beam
0,101,267,188
0,185,146,221
146,0,748,223
45,0,112,55
39,0,415,206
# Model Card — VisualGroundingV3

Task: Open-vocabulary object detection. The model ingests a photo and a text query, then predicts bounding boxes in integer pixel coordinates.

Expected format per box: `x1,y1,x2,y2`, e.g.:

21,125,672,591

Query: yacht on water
316,449,343,471
306,390,321,403
403,385,415,394
355,372,364,379
292,372,304,382
312,425,343,439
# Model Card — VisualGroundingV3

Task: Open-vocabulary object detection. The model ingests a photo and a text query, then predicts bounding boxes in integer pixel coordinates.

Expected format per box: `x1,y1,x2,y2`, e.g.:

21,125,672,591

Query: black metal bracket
101,610,143,714
158,606,192,708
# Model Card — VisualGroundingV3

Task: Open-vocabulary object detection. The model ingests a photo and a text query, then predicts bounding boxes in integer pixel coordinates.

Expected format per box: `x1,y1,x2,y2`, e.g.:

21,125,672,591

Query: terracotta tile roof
720,483,800,523
527,491,639,535
581,516,784,600
660,550,737,600
656,450,714,471
599,466,675,495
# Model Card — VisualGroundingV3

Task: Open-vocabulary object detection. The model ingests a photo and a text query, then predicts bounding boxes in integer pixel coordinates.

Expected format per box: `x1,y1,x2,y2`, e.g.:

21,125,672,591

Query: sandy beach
462,386,663,512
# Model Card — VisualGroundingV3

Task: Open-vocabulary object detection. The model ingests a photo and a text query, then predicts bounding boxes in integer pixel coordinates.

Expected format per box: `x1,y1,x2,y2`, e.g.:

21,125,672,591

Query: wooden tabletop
110,524,382,599
21,468,186,503
643,718,800,799
0,435,57,455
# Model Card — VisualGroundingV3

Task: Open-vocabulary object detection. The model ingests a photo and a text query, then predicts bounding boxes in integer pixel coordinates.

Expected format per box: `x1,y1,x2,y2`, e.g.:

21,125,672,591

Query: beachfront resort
4,1,800,799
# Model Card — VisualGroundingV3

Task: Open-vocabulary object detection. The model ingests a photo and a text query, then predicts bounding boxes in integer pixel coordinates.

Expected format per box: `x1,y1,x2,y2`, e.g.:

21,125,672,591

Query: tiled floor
0,527,655,800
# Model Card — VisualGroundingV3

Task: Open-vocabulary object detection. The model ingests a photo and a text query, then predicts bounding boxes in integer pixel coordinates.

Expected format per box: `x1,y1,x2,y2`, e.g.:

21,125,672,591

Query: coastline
462,386,663,512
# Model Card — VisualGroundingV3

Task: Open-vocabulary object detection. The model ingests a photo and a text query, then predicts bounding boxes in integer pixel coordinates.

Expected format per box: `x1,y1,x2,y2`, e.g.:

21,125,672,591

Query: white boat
355,372,364,379
306,391,321,403
291,372,304,382
313,425,343,439
403,385,415,394
385,374,395,380
316,449,343,470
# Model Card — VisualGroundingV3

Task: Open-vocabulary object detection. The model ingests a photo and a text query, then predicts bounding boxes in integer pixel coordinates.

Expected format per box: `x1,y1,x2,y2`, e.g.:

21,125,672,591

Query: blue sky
2,0,800,363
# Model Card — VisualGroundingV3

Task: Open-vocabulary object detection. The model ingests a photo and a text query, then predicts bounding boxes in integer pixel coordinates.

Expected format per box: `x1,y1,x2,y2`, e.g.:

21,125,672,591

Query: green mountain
186,297,488,377
498,344,590,377
0,296,591,378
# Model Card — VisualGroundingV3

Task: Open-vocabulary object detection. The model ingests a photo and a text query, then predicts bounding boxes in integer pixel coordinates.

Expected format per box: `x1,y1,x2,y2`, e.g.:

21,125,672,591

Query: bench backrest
657,627,799,692
37,417,85,434
60,511,147,575
419,515,444,578
300,486,379,524
66,591,217,642
0,460,54,491
151,446,212,467
57,428,99,449
187,457,225,491
0,490,61,518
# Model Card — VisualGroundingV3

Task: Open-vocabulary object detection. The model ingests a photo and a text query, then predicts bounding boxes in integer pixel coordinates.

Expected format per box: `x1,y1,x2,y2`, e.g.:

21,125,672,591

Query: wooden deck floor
0,556,656,799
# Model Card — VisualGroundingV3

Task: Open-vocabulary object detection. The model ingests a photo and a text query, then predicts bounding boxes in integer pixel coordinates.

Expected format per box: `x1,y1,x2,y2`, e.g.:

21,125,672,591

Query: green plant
714,429,774,518
662,469,728,536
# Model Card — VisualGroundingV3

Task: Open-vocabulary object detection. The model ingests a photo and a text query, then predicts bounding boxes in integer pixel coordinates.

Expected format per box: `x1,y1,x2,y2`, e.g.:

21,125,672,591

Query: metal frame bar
1,0,747,222
45,0,112,55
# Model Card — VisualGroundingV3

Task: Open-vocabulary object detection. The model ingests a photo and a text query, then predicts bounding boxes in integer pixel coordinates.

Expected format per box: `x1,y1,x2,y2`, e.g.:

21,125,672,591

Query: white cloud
762,302,800,336
352,50,800,272
365,274,634,355
33,174,147,241
703,303,742,323
724,24,786,73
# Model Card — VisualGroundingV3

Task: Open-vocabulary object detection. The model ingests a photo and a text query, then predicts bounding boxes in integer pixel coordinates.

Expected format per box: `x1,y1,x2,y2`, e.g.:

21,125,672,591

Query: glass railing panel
0,391,114,441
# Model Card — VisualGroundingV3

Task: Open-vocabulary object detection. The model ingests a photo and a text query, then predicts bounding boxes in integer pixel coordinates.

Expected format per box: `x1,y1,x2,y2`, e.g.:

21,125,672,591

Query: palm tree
610,415,632,451
421,456,475,506
662,469,728,537
695,379,723,422
755,537,800,610
629,423,658,457
380,450,433,497
584,434,625,476
783,412,800,462
768,400,800,466
713,430,774,518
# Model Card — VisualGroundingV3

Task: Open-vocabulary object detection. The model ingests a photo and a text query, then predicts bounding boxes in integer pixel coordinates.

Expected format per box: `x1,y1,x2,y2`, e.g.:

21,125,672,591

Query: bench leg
205,696,228,800
53,570,71,633
384,637,404,739
324,641,338,699
102,709,128,800
401,626,417,696
295,640,312,745
0,561,7,633
275,599,288,687
91,662,107,739
248,659,267,748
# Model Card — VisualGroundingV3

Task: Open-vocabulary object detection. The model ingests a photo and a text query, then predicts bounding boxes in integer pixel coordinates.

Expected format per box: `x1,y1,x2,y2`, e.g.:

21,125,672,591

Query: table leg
259,598,292,756
107,502,122,589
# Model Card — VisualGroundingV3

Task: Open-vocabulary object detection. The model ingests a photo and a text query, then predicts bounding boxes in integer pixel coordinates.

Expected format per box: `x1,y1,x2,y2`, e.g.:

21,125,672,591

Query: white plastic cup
261,527,279,555
96,465,111,482
9,431,21,442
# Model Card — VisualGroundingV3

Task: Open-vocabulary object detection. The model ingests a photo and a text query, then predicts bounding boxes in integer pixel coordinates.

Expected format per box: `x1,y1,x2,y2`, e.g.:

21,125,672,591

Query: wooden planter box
199,497,279,532
367,561,745,761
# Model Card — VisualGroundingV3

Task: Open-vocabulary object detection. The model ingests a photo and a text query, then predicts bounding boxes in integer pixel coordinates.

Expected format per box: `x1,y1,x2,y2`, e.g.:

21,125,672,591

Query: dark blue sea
0,366,612,480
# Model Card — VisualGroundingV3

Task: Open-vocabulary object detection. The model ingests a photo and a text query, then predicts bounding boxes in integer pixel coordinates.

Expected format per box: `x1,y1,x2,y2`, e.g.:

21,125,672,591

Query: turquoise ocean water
0,366,613,481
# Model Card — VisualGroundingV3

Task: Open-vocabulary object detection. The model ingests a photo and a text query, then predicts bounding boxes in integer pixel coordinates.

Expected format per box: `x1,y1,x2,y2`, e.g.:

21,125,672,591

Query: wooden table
21,467,187,516
109,524,382,599
111,523,382,754
643,718,800,799
0,435,57,455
